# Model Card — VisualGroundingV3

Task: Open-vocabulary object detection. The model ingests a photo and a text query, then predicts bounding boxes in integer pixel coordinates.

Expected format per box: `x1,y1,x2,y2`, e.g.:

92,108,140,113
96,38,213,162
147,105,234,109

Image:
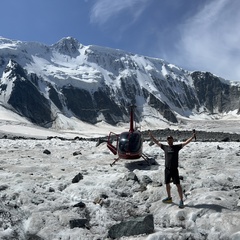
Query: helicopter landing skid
110,157,120,167
141,153,151,166
110,153,151,167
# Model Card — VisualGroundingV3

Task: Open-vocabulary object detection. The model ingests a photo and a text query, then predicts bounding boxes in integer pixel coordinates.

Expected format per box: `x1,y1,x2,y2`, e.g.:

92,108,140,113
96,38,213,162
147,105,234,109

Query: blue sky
1,0,240,81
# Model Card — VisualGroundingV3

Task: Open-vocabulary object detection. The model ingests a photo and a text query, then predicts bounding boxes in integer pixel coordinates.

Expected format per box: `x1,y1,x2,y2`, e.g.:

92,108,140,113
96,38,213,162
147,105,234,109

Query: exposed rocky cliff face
1,60,53,125
192,71,240,114
0,37,240,127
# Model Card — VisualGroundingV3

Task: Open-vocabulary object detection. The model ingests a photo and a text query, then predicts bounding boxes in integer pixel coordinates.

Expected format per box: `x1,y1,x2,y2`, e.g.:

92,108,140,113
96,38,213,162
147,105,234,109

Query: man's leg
166,183,171,198
162,183,172,203
176,184,183,201
176,183,184,208
163,168,172,203
165,168,171,198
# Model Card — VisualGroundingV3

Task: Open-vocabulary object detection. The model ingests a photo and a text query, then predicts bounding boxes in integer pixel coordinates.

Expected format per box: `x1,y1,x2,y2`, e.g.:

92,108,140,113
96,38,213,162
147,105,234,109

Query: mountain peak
5,59,25,76
52,37,82,56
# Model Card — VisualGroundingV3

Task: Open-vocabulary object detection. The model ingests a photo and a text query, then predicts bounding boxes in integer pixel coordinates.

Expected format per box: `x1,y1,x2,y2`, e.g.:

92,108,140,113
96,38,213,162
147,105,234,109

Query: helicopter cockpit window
118,132,142,154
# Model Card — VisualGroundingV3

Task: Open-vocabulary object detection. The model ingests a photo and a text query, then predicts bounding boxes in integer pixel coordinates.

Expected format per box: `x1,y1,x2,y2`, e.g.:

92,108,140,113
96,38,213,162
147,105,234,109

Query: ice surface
0,106,240,239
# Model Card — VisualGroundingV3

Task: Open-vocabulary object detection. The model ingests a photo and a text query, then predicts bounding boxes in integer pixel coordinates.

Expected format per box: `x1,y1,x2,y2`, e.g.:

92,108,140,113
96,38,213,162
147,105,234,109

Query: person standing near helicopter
148,130,196,208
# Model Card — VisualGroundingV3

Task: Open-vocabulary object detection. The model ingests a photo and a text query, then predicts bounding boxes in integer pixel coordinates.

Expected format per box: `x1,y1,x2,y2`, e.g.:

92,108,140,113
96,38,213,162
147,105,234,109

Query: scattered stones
72,173,84,183
221,137,230,142
93,194,110,206
26,234,44,240
120,192,128,197
58,183,67,191
0,185,8,191
141,175,153,186
126,172,139,182
93,197,104,206
69,219,89,229
31,198,44,205
108,214,154,239
133,184,147,192
73,150,82,156
48,187,55,192
152,181,163,187
43,149,51,155
73,201,86,208
100,193,108,199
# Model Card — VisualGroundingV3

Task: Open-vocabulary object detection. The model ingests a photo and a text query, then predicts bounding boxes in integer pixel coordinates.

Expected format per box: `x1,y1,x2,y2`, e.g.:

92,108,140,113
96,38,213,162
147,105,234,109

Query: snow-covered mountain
0,37,240,128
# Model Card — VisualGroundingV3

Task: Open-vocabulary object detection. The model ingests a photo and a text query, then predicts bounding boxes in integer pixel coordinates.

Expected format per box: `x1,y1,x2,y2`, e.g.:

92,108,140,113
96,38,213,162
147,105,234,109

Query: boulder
108,214,154,239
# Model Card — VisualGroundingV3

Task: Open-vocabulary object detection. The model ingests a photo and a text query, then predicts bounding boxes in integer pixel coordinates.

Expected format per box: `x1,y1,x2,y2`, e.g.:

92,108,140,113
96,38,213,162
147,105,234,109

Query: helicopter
107,105,150,166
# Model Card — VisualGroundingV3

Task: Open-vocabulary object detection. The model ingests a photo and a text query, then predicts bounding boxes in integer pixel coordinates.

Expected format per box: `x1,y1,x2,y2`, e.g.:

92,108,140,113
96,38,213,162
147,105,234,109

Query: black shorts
165,168,180,184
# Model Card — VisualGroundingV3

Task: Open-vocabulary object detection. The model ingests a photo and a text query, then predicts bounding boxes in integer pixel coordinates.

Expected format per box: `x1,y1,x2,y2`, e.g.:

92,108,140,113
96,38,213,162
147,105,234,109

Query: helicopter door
107,132,118,155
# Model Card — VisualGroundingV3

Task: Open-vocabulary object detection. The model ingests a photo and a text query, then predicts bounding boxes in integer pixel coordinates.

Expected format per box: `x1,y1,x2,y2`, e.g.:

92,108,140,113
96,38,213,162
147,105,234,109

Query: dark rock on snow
108,214,154,239
69,219,89,229
72,173,84,183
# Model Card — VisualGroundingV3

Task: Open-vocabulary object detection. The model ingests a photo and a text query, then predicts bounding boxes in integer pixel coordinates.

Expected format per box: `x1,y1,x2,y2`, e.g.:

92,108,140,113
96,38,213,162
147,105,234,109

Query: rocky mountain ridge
0,37,240,128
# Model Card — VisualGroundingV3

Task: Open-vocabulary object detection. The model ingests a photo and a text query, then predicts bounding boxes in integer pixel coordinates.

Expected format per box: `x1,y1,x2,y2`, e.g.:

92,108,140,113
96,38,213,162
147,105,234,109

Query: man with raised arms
148,131,196,208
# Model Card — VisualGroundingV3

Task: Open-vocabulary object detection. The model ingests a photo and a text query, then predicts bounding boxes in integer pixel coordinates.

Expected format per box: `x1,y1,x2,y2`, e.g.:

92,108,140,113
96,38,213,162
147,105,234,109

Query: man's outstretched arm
182,132,196,147
148,130,162,147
